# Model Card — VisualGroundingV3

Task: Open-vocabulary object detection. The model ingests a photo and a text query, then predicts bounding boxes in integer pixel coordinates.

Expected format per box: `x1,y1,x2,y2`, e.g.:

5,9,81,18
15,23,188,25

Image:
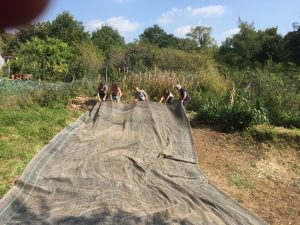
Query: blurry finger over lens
0,0,50,29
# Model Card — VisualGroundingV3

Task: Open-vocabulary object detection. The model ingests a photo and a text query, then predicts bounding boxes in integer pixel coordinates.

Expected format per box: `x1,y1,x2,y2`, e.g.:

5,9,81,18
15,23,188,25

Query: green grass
0,105,82,198
248,125,300,146
228,172,257,189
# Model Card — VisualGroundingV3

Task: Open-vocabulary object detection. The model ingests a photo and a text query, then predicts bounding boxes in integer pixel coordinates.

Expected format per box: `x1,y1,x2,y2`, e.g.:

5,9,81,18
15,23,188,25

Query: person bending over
159,89,174,104
134,87,148,102
111,84,123,102
97,81,108,102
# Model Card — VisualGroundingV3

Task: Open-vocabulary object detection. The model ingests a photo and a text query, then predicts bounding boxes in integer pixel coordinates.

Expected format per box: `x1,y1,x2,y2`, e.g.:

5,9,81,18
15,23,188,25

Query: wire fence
0,78,95,93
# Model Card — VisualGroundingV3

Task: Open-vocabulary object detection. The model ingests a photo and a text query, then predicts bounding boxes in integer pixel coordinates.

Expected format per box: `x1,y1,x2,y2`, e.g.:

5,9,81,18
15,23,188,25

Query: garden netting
0,102,267,225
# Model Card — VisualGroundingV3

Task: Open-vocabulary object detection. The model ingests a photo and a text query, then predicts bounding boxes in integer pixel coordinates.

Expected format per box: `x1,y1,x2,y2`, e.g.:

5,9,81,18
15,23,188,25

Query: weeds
248,125,300,147
228,173,257,189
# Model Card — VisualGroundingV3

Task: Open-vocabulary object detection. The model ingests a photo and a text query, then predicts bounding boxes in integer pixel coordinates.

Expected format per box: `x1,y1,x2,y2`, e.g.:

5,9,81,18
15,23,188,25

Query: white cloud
175,25,192,37
86,17,143,33
223,28,240,37
188,5,225,17
156,8,181,25
157,5,225,25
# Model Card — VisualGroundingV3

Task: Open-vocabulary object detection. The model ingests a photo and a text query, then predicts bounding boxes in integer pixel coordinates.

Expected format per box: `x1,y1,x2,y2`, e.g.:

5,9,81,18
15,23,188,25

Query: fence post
139,72,141,86
38,78,41,93
105,67,108,83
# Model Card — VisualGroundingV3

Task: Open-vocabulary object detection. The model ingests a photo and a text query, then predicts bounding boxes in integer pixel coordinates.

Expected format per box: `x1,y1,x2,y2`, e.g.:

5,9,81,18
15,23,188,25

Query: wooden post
7,59,11,76
38,78,41,93
139,72,141,86
105,67,108,83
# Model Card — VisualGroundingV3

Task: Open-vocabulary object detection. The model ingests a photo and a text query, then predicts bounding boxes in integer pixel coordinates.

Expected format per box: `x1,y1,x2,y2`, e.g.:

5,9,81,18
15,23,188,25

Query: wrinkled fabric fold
0,102,267,225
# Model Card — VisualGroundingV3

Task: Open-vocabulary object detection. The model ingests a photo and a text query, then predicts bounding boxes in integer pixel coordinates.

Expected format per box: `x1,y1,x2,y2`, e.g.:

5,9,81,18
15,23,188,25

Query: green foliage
0,32,18,56
0,13,298,130
186,26,215,48
284,26,300,65
92,25,125,54
139,25,199,51
71,41,104,81
191,90,270,131
2,12,89,56
248,125,300,144
126,43,158,72
156,48,205,72
49,11,89,45
102,42,220,75
219,20,284,67
228,65,300,128
219,19,300,68
0,79,99,110
15,22,51,43
139,24,176,48
11,37,74,81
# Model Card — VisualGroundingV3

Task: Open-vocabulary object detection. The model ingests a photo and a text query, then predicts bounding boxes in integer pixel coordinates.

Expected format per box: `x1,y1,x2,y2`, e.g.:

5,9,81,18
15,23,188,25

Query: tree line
0,11,299,128
0,12,299,81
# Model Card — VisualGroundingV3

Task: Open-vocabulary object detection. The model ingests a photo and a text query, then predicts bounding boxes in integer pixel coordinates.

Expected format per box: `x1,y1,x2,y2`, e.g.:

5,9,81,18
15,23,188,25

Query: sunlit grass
0,105,81,198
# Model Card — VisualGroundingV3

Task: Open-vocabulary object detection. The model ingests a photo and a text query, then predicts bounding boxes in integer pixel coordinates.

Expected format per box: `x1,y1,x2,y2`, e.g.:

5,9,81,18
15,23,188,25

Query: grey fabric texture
0,102,267,225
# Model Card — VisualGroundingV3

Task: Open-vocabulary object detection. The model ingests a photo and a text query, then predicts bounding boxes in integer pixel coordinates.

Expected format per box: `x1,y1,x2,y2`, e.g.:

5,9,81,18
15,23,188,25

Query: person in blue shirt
134,87,148,102
176,84,191,107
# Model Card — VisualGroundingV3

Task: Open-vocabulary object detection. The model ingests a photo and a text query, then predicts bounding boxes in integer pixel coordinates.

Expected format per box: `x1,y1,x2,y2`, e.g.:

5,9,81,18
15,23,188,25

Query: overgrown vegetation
0,11,299,200
0,11,299,131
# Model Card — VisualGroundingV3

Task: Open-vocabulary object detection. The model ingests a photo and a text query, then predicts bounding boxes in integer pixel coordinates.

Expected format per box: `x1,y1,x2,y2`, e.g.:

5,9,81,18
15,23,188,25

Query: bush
192,92,270,131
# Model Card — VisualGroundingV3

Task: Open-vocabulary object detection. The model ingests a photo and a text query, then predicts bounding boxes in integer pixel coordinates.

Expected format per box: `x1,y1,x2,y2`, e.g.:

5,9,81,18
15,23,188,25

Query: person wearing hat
175,84,191,107
159,89,174,104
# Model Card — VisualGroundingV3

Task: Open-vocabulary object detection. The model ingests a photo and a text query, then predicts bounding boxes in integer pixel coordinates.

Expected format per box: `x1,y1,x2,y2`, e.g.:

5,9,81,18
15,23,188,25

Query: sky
36,0,300,44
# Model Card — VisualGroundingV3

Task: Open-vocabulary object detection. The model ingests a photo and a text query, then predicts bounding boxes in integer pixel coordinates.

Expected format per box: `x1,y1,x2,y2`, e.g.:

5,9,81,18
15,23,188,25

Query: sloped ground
0,102,267,224
192,126,300,225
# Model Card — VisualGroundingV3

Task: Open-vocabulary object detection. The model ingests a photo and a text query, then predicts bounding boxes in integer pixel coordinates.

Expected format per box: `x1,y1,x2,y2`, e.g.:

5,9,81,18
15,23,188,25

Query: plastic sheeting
0,102,267,224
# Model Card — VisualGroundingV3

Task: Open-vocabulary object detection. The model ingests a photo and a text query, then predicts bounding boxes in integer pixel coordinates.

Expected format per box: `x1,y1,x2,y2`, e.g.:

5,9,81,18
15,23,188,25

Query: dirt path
192,126,300,225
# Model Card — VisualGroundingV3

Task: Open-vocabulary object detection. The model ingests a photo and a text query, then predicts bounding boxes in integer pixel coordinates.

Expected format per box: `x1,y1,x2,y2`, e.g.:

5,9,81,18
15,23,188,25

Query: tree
71,41,104,80
139,25,175,48
91,25,125,54
16,22,51,43
0,32,19,56
256,27,284,63
186,26,215,48
49,11,89,45
219,20,263,67
12,37,74,81
174,38,198,52
284,25,300,65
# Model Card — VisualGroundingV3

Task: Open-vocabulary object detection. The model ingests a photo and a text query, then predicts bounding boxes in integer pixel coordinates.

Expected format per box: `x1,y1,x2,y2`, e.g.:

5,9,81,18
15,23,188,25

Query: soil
67,98,299,224
192,126,300,225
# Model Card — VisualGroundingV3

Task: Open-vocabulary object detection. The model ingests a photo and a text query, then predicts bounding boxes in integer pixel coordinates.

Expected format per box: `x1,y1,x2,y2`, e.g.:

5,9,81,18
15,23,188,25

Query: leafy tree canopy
12,37,74,81
186,26,215,48
139,25,175,48
92,25,125,54
49,11,89,45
